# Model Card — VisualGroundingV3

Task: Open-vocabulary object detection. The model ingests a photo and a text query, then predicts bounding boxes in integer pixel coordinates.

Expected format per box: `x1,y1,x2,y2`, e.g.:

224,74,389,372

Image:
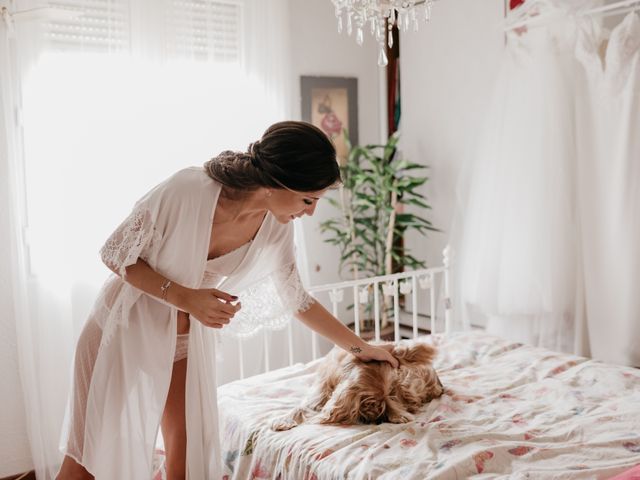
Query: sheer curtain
3,0,293,476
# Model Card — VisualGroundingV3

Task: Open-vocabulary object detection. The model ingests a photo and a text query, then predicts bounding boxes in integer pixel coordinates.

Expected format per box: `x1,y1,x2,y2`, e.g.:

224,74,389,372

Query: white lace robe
62,167,313,479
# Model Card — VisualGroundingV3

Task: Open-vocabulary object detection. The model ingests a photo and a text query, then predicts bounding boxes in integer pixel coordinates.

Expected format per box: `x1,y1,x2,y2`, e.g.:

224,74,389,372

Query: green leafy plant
320,132,438,332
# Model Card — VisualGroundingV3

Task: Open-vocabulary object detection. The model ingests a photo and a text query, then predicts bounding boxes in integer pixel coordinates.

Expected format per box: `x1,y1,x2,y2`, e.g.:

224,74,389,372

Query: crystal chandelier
331,0,435,66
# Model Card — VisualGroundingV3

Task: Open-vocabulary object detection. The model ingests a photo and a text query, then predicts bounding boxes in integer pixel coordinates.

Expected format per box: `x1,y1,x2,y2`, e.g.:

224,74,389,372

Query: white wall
400,0,505,319
289,0,507,328
289,0,385,289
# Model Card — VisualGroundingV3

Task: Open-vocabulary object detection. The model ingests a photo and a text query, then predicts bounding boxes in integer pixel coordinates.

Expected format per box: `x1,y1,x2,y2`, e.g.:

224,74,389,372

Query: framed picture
301,76,358,165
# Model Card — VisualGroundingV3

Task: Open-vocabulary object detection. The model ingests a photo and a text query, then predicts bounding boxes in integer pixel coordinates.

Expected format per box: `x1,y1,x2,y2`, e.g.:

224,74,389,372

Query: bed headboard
231,246,459,380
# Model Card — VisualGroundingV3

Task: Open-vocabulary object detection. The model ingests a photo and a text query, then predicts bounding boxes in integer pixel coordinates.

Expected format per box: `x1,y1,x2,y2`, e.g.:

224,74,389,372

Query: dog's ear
315,384,362,425
393,343,437,366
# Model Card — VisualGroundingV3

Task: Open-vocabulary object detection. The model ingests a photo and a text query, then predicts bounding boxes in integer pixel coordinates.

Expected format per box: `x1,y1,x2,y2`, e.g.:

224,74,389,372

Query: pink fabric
608,465,640,480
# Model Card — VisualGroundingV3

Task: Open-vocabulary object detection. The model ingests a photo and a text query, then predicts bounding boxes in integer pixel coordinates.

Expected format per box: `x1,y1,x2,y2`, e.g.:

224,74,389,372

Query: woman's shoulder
167,166,215,189
134,166,219,213
156,166,219,199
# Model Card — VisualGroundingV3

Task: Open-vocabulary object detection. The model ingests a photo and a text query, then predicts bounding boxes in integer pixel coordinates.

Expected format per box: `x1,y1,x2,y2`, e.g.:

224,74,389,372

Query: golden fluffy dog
272,342,444,430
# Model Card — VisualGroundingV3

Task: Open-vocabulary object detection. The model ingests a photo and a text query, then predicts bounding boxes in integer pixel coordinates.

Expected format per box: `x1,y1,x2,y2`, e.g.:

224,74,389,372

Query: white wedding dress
456,3,578,353
574,12,640,366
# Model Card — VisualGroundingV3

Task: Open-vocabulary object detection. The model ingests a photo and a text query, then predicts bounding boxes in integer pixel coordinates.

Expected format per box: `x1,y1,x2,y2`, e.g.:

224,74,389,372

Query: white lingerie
173,241,252,362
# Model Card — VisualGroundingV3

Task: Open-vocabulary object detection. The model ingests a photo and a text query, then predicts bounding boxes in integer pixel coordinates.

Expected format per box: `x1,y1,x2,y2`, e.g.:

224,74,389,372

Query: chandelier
331,0,435,66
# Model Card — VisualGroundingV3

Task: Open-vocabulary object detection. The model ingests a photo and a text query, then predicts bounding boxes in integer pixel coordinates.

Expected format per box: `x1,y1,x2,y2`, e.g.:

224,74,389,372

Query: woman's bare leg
55,455,94,480
162,357,188,480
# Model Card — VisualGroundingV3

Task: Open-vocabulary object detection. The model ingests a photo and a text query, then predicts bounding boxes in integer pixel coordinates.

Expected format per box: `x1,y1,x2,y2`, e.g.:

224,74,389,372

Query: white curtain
1,3,75,478
2,0,293,477
453,2,640,366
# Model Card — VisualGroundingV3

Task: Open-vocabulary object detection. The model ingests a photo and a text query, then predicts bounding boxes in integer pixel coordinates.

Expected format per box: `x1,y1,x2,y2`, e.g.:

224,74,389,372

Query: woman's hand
352,343,399,368
179,287,241,329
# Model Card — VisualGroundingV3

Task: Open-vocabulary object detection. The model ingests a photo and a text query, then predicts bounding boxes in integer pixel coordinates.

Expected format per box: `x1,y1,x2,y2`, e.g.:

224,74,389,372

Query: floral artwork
301,76,358,165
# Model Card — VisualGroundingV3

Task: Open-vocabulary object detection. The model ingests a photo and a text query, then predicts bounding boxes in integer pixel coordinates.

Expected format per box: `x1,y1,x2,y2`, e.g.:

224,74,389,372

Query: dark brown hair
204,121,340,192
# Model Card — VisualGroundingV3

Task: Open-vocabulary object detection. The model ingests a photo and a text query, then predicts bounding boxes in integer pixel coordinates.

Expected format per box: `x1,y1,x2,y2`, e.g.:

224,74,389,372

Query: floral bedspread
217,331,640,479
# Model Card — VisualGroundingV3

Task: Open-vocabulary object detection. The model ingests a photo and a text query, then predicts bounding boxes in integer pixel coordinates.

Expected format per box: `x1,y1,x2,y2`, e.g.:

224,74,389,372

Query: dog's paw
271,416,298,431
387,412,414,424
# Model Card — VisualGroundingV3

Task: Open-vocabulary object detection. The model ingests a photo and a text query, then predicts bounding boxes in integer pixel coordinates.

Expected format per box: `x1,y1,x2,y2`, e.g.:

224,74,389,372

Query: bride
56,121,399,479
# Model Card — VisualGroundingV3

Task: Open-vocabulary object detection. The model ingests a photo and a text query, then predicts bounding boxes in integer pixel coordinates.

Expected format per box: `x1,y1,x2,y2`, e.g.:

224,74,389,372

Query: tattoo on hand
350,346,362,354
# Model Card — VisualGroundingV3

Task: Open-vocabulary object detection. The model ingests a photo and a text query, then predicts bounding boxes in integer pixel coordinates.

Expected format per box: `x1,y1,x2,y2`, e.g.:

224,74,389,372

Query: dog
271,342,444,430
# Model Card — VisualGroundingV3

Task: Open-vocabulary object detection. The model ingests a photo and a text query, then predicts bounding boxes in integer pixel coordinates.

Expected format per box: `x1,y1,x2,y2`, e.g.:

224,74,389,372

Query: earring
266,190,272,197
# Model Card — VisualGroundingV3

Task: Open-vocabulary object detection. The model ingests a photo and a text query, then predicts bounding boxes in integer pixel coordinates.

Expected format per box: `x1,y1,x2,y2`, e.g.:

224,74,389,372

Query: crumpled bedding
217,331,640,479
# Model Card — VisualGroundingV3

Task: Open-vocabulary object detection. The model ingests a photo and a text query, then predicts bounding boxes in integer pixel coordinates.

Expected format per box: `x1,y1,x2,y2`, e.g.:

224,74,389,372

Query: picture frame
300,76,358,165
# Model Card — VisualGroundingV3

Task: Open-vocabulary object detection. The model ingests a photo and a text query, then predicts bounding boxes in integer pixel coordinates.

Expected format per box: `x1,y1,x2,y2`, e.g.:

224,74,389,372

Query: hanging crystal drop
388,29,393,48
347,12,353,35
356,26,364,45
370,17,376,35
338,14,343,34
397,9,402,29
378,46,388,67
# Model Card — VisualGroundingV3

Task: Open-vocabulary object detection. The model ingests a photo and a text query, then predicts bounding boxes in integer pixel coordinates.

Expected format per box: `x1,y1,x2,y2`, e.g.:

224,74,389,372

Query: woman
56,121,398,480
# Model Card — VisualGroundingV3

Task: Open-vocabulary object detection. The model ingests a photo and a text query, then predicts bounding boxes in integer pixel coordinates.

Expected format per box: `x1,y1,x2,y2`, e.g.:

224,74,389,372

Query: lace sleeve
217,262,315,339
99,205,162,277
272,262,315,314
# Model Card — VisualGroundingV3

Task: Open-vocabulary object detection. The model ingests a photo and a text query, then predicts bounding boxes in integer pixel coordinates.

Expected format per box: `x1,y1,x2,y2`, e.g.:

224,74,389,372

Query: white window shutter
44,0,242,61
46,0,131,52
165,0,242,62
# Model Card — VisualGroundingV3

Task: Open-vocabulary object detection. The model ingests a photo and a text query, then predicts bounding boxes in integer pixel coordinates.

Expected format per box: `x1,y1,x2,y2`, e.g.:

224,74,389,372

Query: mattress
217,331,640,479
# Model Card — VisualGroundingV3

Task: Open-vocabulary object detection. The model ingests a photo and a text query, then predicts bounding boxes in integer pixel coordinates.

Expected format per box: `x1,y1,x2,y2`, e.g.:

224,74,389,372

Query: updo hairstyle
204,121,340,192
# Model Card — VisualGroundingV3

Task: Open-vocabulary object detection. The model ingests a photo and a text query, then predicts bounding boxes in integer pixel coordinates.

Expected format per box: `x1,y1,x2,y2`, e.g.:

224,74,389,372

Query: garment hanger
586,0,640,18
504,0,640,31
596,1,640,18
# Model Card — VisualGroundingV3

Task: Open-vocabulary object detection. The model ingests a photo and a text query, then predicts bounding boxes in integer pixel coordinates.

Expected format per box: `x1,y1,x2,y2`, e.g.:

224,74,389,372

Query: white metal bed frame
234,246,459,380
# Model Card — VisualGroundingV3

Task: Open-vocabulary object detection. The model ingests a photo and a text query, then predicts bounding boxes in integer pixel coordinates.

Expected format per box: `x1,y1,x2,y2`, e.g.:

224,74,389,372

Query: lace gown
574,13,640,366
457,5,578,352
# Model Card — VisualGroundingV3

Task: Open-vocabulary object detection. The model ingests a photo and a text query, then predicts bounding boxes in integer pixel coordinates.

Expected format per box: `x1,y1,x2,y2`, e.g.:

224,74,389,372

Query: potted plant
320,132,438,335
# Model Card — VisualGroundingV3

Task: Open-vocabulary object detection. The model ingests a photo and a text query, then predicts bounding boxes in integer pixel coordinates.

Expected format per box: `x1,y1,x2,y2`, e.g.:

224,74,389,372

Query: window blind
44,0,242,62
46,0,131,53
166,0,242,62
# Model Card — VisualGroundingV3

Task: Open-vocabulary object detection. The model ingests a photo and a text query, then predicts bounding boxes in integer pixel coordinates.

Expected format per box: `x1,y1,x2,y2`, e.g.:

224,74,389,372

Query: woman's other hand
179,288,241,329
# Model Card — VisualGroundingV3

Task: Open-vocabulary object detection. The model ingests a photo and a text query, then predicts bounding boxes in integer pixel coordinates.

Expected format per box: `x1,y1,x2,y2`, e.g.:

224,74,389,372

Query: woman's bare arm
105,258,239,327
296,301,399,367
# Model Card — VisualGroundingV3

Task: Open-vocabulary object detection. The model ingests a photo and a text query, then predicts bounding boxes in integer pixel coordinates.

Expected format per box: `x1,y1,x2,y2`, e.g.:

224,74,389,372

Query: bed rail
233,246,456,379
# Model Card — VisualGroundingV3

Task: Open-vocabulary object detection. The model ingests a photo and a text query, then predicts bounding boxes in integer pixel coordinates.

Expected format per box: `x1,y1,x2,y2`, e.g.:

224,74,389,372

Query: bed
217,331,640,479
149,257,639,479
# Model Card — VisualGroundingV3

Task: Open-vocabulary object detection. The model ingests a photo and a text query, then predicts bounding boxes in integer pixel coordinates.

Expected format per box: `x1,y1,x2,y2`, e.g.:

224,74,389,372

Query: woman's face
266,187,327,224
